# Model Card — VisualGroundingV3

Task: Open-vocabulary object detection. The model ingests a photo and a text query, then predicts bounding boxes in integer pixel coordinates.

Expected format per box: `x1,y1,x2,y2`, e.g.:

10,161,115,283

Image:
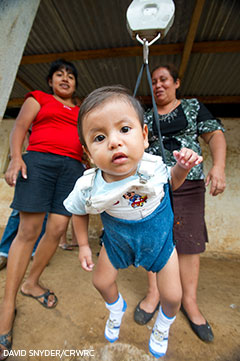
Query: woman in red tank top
0,59,85,361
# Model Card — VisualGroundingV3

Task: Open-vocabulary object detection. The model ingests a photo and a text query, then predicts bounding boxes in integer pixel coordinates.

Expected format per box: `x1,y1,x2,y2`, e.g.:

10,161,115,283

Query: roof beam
140,95,240,105
20,40,240,65
178,0,206,80
20,44,182,65
6,98,25,108
16,76,34,92
192,40,240,53
7,95,240,109
190,95,240,104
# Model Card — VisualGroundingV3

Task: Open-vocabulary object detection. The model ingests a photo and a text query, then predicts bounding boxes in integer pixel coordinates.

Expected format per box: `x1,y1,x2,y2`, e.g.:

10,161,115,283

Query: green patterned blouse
145,98,225,180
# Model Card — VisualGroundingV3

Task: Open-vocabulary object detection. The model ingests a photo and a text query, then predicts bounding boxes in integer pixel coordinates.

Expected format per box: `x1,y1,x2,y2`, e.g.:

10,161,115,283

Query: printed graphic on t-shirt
123,192,148,208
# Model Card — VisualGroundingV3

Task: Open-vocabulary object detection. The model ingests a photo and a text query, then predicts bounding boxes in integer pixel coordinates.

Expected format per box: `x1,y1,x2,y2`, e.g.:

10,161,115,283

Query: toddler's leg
92,246,127,343
149,249,182,358
149,306,175,358
105,293,127,342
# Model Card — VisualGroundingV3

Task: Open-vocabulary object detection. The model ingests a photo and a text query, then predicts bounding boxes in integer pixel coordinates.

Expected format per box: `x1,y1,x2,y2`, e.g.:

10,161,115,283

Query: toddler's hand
79,245,94,271
173,148,203,170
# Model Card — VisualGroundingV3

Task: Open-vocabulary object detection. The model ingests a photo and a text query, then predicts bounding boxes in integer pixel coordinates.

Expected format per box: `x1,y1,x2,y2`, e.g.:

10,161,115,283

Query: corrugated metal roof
196,0,240,41
181,53,240,97
8,0,240,105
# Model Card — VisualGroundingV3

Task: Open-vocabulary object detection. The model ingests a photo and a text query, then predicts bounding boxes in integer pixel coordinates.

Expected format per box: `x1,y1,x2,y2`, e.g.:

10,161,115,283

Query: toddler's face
82,98,149,183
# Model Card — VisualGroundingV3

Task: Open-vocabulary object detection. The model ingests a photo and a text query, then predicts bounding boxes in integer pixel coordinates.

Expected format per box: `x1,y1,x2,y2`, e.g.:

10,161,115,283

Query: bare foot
139,293,160,313
58,243,73,251
182,299,206,325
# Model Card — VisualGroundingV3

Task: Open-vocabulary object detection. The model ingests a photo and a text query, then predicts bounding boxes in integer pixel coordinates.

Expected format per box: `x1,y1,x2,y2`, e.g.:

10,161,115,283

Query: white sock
149,306,176,358
104,293,127,343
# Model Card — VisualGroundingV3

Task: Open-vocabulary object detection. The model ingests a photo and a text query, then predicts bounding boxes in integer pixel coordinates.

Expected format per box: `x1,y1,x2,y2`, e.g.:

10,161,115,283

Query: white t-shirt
64,153,170,220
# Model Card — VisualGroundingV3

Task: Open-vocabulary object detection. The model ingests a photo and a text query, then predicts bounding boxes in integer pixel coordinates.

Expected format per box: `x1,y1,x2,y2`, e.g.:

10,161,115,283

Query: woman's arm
5,97,40,186
201,130,226,196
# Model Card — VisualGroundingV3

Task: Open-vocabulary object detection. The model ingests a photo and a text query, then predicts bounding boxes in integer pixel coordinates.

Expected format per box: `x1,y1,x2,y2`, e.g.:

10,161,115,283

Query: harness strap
82,153,159,207
137,152,158,183
80,168,97,207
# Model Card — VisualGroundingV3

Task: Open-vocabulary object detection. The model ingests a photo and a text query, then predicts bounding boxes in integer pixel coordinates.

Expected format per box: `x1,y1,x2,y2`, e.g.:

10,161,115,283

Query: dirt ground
0,215,240,361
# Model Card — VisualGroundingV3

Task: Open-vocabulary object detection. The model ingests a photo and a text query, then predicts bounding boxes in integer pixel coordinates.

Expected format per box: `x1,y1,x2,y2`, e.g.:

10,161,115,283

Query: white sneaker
104,299,127,343
149,326,169,358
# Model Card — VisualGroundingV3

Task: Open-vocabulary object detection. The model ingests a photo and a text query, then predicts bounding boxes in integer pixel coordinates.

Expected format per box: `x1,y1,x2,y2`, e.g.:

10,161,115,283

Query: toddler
64,85,203,358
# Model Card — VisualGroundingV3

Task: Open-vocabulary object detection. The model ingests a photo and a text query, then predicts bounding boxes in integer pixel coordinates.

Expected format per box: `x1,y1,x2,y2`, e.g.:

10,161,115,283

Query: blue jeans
0,209,47,258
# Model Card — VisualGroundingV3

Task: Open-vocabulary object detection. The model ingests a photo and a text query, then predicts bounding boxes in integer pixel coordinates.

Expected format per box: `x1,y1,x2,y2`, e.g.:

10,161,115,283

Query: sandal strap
36,290,56,307
0,330,13,351
34,289,51,300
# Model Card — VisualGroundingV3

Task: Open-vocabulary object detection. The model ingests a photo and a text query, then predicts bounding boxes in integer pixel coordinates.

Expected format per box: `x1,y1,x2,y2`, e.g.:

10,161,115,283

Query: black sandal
181,305,214,342
20,289,58,309
134,299,160,325
0,310,17,361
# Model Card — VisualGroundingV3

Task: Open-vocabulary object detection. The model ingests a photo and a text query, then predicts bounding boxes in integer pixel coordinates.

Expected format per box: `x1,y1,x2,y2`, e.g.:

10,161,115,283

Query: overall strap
137,153,159,184
81,167,97,207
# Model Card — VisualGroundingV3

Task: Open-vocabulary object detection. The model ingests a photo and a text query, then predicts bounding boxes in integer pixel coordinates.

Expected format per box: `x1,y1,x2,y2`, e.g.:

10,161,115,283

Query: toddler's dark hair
78,85,144,148
47,59,78,89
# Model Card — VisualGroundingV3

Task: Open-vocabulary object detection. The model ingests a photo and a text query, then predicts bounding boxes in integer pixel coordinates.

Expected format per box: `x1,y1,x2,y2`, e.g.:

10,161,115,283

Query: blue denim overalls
84,154,175,273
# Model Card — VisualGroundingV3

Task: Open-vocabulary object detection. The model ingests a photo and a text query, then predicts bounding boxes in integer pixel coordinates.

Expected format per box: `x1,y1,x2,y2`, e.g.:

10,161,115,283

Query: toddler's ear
143,124,149,149
83,146,94,164
144,139,149,150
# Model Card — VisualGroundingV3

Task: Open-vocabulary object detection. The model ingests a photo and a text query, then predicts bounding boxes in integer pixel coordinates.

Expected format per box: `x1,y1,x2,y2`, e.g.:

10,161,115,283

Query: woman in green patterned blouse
134,64,226,342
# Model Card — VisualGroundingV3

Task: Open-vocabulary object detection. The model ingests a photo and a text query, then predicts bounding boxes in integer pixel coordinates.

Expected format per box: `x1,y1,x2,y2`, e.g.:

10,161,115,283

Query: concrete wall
0,118,239,259
202,118,240,259
0,0,40,119
0,120,15,226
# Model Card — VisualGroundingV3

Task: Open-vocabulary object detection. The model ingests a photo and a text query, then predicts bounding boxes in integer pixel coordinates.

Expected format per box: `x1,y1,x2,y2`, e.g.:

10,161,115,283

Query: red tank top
26,90,83,161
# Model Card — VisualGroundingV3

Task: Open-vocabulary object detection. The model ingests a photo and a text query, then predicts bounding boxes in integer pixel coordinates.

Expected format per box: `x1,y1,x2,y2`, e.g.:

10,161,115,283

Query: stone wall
0,118,239,259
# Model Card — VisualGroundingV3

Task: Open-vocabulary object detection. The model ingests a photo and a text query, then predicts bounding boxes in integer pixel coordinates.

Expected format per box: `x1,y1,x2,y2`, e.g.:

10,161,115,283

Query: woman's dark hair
47,59,78,89
78,85,144,148
151,63,179,83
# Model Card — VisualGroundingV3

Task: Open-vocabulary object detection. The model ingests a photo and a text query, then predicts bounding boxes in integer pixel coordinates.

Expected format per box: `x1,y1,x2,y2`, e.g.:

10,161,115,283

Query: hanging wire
133,35,174,209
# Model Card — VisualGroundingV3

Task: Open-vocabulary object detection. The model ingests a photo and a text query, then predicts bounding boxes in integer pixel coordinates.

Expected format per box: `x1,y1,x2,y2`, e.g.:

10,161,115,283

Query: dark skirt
173,180,208,254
